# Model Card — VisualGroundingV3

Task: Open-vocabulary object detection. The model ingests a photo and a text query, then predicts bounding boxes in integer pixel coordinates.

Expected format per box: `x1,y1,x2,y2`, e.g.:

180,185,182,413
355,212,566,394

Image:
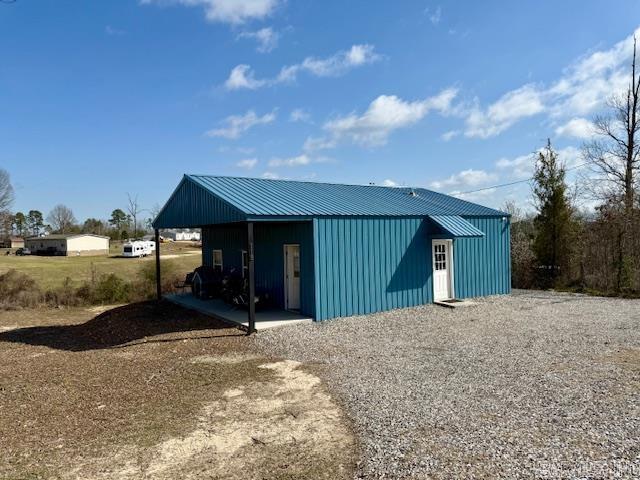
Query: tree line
0,179,160,241
510,38,640,296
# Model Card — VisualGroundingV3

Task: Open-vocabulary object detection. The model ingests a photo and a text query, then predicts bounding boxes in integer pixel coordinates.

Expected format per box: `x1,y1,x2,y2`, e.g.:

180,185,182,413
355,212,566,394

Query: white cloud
382,179,399,187
205,110,275,139
236,158,258,169
495,145,583,180
303,136,337,151
441,130,459,141
218,145,255,154
465,84,545,139
289,108,311,123
224,44,381,90
238,27,279,53
547,30,637,116
262,171,280,179
268,154,312,167
463,27,640,138
433,146,589,211
308,88,458,149
451,187,500,204
268,154,329,168
140,0,281,25
429,169,498,191
554,117,595,139
105,25,125,36
425,6,442,25
224,65,267,90
495,152,535,180
297,44,381,77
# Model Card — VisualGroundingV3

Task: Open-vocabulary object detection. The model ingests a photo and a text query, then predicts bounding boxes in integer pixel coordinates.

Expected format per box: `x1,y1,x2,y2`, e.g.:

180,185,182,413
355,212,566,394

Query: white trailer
122,240,154,258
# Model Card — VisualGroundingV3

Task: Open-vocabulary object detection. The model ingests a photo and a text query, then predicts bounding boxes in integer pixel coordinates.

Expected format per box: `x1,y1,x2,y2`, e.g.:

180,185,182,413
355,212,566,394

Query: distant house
25,234,110,256
0,237,24,248
8,236,24,249
0,236,24,249
162,229,201,242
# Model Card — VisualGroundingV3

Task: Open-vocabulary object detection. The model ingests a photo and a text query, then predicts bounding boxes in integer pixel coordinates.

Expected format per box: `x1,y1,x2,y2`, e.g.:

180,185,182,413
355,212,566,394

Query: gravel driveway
256,290,640,479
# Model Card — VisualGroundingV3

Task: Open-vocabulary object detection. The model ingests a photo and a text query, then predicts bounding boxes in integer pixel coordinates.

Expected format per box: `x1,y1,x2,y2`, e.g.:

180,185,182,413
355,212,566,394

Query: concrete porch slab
434,299,478,309
165,293,313,331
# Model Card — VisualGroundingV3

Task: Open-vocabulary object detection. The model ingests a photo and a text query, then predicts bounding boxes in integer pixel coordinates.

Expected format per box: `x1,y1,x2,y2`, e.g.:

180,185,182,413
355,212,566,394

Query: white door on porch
432,241,451,301
284,244,301,310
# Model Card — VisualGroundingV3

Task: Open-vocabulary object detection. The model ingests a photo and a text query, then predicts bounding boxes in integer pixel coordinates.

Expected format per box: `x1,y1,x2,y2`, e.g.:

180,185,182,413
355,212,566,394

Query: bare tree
0,168,14,211
583,37,640,209
145,202,161,231
47,204,76,233
126,193,142,239
583,37,640,291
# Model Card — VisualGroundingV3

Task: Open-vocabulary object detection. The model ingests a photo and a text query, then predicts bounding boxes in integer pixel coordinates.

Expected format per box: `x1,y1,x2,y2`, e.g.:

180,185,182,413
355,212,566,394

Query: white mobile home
162,229,201,242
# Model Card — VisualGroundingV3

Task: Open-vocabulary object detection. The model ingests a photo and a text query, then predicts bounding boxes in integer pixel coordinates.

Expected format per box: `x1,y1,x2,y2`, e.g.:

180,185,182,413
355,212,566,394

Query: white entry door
432,240,452,301
284,244,301,310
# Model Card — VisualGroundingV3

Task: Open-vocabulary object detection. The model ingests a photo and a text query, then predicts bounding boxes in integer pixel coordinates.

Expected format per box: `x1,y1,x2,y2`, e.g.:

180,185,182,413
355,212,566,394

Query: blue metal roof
428,215,486,237
153,175,507,227
187,174,505,216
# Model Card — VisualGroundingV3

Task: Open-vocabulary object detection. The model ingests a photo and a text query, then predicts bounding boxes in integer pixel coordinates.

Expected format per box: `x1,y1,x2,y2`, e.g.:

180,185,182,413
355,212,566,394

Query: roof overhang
428,215,485,238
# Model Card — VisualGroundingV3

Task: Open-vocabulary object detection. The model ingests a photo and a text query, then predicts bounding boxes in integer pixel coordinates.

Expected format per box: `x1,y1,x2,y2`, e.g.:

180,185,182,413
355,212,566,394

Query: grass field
0,242,202,289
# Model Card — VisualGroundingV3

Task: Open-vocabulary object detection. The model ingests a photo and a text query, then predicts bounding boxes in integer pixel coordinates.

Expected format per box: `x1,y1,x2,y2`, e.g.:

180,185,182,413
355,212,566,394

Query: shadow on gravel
0,300,242,351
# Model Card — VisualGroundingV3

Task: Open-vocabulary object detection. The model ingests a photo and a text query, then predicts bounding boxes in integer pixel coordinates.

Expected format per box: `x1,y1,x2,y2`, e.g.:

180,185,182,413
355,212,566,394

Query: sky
2,0,639,222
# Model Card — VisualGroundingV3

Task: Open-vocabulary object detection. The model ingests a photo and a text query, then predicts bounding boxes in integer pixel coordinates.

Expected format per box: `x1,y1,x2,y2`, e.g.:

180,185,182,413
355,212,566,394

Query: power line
453,161,592,196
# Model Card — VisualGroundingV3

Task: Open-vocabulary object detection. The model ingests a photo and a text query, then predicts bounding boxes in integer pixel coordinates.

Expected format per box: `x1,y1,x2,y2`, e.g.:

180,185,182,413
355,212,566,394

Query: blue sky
2,0,639,221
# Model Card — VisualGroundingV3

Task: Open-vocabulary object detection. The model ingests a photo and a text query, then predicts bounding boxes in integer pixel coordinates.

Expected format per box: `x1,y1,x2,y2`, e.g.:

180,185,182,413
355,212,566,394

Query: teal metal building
153,175,511,325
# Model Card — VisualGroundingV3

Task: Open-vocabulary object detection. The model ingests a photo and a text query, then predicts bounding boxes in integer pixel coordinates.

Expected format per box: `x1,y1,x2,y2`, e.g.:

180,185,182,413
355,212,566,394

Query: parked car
15,247,31,256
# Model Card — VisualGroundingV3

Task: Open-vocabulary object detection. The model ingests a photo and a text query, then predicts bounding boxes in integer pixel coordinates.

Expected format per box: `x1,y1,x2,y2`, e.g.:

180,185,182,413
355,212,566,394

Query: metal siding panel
313,217,431,321
356,218,367,314
345,222,358,312
311,215,510,321
337,219,347,317
312,218,321,320
362,218,371,314
386,218,394,309
373,220,382,312
453,217,510,299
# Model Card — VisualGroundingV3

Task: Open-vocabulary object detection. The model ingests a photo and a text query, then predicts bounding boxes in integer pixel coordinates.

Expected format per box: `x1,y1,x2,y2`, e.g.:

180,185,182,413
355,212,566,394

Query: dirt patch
85,304,124,314
76,359,354,480
160,252,201,260
191,353,264,365
0,305,356,480
600,347,640,372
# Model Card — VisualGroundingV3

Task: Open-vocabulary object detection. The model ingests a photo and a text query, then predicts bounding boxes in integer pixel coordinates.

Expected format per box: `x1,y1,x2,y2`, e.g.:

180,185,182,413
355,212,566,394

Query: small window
241,250,249,278
213,249,223,273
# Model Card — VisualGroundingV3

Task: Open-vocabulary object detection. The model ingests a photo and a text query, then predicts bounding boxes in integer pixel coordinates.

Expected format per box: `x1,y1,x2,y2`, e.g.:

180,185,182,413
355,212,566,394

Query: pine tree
532,139,576,287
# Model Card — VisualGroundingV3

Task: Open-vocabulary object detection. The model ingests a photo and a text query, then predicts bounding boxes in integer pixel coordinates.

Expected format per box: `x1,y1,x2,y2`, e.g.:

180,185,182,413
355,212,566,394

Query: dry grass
0,302,355,479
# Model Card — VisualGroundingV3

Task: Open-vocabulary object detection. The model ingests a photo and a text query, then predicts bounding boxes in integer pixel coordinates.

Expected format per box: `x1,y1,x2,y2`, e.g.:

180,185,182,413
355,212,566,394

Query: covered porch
165,293,312,331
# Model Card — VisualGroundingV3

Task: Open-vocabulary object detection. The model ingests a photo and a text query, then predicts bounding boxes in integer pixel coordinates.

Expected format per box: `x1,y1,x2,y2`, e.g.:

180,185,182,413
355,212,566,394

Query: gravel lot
257,290,640,479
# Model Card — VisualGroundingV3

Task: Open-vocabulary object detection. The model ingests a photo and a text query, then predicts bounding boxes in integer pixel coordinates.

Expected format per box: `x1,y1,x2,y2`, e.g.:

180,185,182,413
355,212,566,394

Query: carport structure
153,174,511,333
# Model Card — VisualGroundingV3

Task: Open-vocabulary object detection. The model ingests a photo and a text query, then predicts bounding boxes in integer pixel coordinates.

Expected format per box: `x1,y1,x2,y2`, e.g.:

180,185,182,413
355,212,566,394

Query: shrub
0,269,43,308
136,259,182,299
76,273,132,304
45,277,83,307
